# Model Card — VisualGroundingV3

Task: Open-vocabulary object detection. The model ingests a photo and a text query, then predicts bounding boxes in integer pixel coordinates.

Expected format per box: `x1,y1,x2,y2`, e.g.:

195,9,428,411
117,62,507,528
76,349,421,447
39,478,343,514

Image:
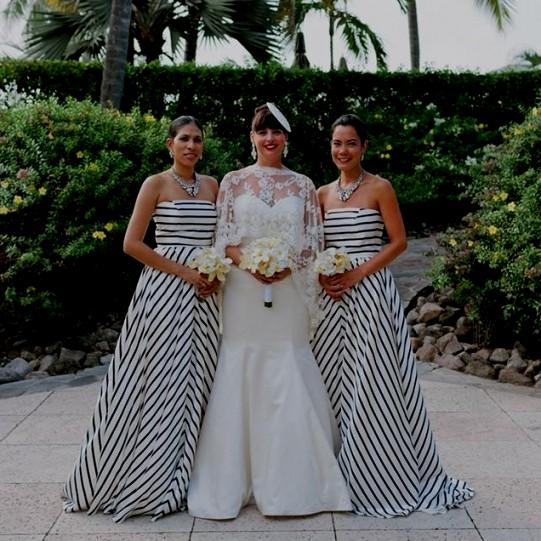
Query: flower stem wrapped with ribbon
239,237,292,307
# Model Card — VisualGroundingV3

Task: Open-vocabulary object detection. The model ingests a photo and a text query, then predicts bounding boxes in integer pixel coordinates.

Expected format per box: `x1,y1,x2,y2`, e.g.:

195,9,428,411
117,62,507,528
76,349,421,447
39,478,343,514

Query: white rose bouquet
239,237,292,307
188,247,232,283
314,247,351,276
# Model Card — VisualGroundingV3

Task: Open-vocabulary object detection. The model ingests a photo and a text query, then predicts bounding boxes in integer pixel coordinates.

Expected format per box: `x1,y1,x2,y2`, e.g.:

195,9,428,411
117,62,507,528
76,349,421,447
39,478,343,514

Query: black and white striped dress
311,208,473,517
63,200,219,522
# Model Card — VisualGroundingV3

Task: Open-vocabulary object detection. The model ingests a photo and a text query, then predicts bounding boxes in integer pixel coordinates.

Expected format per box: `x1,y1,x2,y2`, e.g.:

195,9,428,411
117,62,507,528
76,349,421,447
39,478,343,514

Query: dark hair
331,114,368,143
168,115,204,138
251,104,285,132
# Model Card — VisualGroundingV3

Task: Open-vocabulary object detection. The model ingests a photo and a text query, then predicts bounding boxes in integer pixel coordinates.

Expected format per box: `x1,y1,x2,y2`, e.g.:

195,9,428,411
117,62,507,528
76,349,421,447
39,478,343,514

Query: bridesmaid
312,113,474,517
62,115,220,522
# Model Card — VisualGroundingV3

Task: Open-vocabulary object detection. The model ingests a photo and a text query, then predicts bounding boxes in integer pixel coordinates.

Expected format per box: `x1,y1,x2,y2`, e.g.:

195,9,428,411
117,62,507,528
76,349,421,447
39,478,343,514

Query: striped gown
311,208,473,517
63,200,220,522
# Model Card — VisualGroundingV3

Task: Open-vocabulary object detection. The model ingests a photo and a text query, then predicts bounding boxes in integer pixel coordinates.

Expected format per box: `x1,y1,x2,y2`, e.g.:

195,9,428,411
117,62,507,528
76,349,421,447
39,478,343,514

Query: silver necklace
171,168,201,198
336,170,364,202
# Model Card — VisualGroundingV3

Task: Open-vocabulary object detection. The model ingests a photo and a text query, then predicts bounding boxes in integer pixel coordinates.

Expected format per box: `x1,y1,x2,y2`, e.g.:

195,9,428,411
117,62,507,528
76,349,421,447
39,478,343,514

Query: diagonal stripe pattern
312,208,474,517
62,200,220,522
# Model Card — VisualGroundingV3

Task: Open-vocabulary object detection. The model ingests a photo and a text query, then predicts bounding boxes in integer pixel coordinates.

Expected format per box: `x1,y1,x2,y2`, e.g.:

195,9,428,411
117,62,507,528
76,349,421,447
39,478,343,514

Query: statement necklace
336,170,364,202
171,168,201,198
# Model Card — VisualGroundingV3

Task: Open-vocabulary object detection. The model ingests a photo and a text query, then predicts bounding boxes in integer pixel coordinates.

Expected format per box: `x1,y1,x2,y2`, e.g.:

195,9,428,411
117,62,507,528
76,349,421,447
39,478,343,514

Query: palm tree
398,0,516,71
3,0,279,64
277,0,387,70
100,0,132,109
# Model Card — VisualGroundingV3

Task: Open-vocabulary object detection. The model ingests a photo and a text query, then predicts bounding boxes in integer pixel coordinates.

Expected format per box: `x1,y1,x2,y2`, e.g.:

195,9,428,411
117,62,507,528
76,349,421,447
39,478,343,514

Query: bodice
153,200,216,247
324,208,384,258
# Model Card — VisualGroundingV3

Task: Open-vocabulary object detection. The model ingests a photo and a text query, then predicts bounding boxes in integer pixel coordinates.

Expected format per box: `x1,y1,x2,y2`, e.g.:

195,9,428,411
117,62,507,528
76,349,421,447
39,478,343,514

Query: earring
251,143,257,161
169,150,174,158
283,142,289,158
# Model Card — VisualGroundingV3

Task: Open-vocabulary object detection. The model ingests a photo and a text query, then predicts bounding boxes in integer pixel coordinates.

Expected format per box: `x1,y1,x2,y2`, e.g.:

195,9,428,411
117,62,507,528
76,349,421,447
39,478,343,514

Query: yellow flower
13,195,24,205
143,113,156,123
76,151,84,159
47,132,54,140
87,162,99,172
385,144,393,151
487,225,498,236
38,186,47,196
506,202,516,212
467,240,474,248
448,238,457,247
1,180,9,189
0,206,9,215
104,222,114,232
499,191,508,201
384,153,391,159
476,123,486,130
125,114,135,124
92,231,106,240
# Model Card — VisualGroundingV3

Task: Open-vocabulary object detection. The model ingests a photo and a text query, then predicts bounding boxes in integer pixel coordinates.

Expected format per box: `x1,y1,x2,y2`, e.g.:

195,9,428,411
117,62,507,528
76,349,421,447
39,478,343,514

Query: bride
187,103,351,519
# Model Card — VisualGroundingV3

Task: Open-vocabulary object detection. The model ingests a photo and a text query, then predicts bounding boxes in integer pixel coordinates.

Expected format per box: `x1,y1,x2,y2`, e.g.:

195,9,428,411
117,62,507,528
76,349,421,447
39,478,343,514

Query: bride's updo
251,104,285,132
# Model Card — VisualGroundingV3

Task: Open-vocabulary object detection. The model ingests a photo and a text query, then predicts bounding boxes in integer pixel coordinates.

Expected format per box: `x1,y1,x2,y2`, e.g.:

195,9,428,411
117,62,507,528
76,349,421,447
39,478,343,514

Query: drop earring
251,143,257,161
169,150,174,158
283,142,289,158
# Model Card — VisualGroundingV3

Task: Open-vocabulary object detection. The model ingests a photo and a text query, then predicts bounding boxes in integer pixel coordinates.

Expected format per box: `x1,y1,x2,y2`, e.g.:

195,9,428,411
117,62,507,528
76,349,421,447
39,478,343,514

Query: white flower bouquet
314,247,351,276
239,237,292,307
188,247,232,283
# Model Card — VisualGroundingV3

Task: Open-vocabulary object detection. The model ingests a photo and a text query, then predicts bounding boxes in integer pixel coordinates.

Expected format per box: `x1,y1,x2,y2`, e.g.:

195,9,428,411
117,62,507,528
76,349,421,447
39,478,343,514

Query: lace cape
215,164,324,329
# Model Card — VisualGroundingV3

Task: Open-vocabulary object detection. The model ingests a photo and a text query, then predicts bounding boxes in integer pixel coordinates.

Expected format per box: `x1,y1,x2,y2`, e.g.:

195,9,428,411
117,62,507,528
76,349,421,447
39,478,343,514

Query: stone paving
1,236,540,541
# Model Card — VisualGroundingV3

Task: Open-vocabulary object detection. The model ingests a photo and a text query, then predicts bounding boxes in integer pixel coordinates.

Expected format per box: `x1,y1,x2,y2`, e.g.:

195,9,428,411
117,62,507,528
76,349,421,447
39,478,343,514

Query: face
167,122,203,167
251,127,287,163
331,125,367,173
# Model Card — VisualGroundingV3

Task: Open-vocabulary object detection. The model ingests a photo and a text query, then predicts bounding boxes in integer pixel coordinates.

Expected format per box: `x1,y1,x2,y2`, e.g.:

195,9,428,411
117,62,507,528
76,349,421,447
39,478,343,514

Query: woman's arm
123,177,211,289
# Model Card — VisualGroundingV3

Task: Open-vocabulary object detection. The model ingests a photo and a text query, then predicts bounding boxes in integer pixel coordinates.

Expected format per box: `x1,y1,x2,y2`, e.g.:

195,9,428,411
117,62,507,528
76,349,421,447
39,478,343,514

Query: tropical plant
277,0,386,70
2,0,279,64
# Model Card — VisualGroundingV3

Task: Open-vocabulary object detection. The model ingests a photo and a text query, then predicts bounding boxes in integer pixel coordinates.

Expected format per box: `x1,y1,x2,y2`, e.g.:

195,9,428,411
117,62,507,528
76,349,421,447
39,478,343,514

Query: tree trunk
100,0,132,109
184,6,200,62
407,0,420,71
329,12,335,70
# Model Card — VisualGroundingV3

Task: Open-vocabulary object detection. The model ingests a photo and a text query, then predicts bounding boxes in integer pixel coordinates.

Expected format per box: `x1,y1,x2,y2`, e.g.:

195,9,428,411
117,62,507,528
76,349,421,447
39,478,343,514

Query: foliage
0,95,235,344
432,105,541,351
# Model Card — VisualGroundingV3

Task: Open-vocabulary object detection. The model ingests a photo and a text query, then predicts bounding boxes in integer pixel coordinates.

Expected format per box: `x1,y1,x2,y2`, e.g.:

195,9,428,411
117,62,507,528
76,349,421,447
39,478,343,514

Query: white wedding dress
187,165,351,518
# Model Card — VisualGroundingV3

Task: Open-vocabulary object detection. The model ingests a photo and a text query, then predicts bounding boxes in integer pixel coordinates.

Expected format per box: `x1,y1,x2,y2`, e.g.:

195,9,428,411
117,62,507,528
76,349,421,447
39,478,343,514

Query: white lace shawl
215,164,324,330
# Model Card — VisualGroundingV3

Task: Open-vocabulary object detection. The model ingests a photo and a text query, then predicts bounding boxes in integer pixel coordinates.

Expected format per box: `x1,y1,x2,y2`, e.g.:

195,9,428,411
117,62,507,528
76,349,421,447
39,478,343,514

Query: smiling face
167,122,203,169
251,127,287,166
331,124,367,176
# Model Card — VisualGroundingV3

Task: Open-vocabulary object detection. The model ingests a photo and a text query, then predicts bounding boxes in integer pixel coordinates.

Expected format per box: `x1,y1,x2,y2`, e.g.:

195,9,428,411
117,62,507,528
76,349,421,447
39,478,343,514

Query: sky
1,0,541,72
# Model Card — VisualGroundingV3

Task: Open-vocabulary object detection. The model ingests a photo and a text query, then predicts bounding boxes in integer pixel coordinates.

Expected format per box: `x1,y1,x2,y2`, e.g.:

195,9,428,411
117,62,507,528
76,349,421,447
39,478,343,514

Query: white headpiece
266,102,291,132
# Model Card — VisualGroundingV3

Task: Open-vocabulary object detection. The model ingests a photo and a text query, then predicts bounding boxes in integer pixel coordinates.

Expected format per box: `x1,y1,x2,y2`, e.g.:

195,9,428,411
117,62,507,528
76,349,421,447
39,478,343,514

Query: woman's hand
197,278,221,299
179,266,215,291
249,268,292,284
320,266,366,300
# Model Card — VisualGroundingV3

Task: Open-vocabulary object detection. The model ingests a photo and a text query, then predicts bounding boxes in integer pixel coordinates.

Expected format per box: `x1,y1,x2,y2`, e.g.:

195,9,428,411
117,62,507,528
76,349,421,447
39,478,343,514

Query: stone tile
506,412,541,443
429,412,529,441
0,482,63,534
485,388,541,412
0,392,51,415
437,440,541,479
420,381,495,413
51,509,193,534
192,534,334,541
333,508,473,530
0,536,44,541
480,530,541,541
5,415,89,444
0,444,80,482
336,531,482,541
47,535,189,541
33,389,98,416
465,479,541,529
0,415,25,440
193,506,333,532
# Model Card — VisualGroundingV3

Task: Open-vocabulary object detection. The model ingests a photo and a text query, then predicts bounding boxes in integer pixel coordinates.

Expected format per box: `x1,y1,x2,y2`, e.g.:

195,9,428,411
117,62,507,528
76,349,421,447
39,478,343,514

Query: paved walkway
1,236,540,541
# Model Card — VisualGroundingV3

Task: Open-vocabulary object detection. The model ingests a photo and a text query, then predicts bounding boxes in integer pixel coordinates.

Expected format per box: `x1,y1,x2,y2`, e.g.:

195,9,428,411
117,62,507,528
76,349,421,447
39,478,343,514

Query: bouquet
239,237,292,307
314,247,351,276
188,247,232,283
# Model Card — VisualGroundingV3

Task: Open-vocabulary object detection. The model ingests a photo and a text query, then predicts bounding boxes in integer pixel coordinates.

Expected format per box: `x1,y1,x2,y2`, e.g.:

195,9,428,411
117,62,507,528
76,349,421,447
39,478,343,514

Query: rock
435,354,465,371
95,340,110,352
103,328,119,342
438,306,461,325
5,357,32,378
25,371,49,380
0,367,21,384
416,344,438,363
507,349,528,371
458,351,472,364
29,359,41,370
406,309,419,325
460,342,478,353
410,337,423,351
513,341,527,355
418,302,444,323
84,352,101,368
425,324,444,339
100,353,113,365
524,360,541,378
423,335,436,345
455,316,472,337
436,333,463,355
489,348,509,364
33,345,43,357
498,367,533,386
39,354,58,372
411,323,427,339
12,339,28,348
48,348,86,376
536,378,541,389
472,348,492,363
45,341,62,354
416,296,427,308
464,360,497,380
20,349,35,361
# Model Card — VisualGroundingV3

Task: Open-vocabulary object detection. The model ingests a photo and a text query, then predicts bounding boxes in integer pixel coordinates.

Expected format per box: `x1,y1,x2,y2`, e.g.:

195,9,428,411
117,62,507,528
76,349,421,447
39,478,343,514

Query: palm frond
473,0,516,30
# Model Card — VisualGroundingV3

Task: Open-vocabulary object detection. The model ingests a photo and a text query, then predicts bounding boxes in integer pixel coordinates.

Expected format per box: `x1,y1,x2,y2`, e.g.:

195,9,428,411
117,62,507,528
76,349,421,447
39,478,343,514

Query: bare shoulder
317,181,333,200
139,171,167,196
365,172,395,196
199,174,219,191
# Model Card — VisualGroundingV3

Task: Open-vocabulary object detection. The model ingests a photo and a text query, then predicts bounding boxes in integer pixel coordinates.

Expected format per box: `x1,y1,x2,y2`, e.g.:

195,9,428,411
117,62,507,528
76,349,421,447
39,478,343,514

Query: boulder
418,302,444,324
498,367,533,386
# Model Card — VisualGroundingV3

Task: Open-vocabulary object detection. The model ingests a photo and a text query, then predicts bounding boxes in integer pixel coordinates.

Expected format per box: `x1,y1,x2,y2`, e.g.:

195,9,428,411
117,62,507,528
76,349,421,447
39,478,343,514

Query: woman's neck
256,158,283,169
339,167,363,185
172,163,195,180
